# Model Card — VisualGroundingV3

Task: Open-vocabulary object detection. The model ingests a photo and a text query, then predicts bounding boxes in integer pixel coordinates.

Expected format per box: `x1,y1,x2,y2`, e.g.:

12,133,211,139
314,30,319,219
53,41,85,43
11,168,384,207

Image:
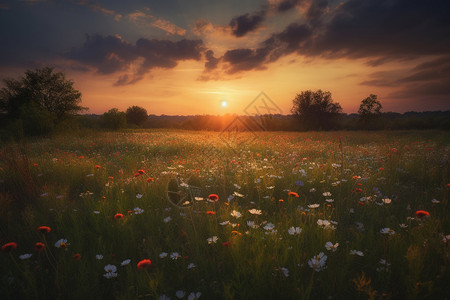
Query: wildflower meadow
1,130,449,299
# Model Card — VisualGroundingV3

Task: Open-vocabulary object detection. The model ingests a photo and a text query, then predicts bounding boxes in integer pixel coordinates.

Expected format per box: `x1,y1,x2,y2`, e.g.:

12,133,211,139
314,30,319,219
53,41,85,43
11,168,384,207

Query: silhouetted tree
291,90,342,130
0,67,84,137
102,108,126,130
358,94,382,129
126,105,148,127
0,67,84,121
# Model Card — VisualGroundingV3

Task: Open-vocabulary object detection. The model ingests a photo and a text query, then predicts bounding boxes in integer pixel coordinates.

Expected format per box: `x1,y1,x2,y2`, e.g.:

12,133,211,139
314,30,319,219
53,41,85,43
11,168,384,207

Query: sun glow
221,100,228,107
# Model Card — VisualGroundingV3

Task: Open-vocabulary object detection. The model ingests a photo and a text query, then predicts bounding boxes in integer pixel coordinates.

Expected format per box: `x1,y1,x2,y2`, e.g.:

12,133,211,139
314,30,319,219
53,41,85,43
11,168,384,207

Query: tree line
1,67,448,140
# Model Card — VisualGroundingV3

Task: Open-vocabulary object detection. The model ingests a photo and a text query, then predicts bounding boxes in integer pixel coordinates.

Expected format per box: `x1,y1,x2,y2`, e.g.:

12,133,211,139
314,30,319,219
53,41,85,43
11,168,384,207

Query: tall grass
0,130,448,299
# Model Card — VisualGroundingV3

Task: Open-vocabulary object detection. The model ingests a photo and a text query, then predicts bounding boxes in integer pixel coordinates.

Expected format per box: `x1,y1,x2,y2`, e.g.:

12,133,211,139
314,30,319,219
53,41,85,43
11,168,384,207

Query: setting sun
221,101,228,108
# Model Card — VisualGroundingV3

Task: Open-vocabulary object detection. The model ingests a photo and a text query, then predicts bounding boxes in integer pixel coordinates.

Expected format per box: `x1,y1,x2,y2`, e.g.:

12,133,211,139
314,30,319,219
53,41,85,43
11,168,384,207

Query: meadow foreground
1,130,449,299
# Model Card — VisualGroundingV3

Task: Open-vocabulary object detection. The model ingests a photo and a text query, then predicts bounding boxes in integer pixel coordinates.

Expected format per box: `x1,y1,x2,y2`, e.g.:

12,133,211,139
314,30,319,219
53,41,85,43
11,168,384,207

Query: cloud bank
69,34,204,85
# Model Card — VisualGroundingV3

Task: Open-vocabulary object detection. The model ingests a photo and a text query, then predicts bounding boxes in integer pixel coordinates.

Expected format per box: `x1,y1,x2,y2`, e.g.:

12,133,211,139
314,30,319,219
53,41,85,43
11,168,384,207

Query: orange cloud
126,9,186,36
72,0,122,21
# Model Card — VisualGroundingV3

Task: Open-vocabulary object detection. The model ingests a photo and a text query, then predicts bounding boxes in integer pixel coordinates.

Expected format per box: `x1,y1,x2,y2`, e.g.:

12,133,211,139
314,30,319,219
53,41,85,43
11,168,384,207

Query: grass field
1,130,449,299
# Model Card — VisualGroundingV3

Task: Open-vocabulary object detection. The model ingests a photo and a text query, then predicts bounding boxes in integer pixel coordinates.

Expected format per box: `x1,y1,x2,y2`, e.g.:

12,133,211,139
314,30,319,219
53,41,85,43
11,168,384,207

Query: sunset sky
1,0,449,115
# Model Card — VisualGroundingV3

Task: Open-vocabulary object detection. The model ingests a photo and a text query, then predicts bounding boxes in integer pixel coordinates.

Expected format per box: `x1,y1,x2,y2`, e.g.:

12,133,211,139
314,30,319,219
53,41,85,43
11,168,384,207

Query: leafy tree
291,89,342,130
358,94,382,129
126,105,148,127
102,108,127,130
0,67,84,121
19,101,55,136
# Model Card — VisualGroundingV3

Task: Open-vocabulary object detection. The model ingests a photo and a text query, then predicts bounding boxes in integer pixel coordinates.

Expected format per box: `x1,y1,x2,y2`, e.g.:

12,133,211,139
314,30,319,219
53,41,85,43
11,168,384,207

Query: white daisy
263,223,275,231
248,209,262,215
231,210,242,218
121,259,131,266
54,238,69,249
382,198,392,204
176,290,185,299
308,252,327,272
350,250,364,256
19,253,32,260
188,292,201,300
134,207,144,214
380,227,396,235
104,264,117,273
288,226,302,235
207,236,218,244
325,241,339,252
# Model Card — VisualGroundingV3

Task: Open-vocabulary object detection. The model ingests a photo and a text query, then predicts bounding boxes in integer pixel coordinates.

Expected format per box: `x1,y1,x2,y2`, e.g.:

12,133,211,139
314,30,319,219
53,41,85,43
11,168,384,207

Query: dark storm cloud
227,0,304,38
204,50,219,70
218,0,450,71
69,34,204,85
263,22,313,55
223,47,270,73
229,10,267,37
362,56,450,97
221,23,312,73
69,35,136,74
312,0,450,60
398,57,450,83
276,0,302,12
305,0,327,24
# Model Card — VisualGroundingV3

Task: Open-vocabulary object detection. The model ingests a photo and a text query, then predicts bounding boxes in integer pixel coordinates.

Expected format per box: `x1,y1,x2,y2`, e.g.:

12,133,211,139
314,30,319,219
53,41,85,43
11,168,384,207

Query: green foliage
126,106,148,127
291,90,342,130
19,101,55,136
101,108,127,130
0,67,85,137
0,67,84,120
358,94,383,129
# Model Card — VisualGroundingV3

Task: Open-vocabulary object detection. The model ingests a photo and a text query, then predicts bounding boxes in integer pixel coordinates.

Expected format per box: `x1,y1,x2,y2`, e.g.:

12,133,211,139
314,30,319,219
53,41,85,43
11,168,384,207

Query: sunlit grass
0,130,449,299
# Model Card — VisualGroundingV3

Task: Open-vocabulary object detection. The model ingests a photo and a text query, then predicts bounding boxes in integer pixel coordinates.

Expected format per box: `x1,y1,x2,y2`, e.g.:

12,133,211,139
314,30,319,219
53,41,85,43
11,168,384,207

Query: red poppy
35,242,45,252
73,253,81,261
208,194,219,201
206,211,215,215
37,226,51,234
133,173,140,177
146,177,154,183
138,169,145,175
137,259,152,269
415,210,430,218
95,165,101,169
1,242,18,252
114,213,124,220
288,192,299,197
354,188,363,193
222,241,233,247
